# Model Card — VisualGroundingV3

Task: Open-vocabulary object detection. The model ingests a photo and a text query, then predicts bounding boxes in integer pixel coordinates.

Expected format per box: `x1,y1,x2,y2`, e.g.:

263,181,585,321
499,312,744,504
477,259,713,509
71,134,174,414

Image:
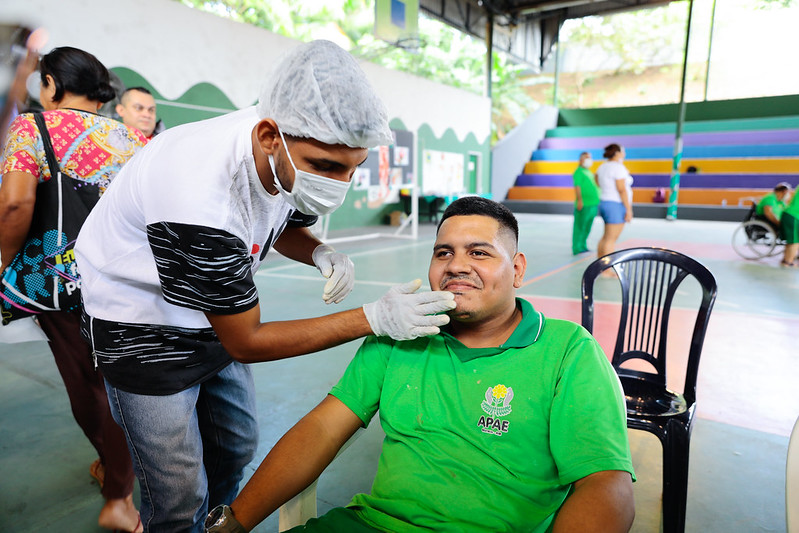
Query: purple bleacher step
515,173,799,189
539,129,799,150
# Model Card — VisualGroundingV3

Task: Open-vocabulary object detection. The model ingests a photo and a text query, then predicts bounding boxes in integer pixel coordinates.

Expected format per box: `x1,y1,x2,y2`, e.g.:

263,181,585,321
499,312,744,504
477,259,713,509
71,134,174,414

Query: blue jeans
105,362,258,533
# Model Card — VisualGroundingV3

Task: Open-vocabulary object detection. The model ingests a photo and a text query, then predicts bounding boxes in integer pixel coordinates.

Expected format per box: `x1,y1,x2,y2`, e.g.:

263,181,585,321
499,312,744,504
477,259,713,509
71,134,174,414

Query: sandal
90,459,105,490
780,260,798,268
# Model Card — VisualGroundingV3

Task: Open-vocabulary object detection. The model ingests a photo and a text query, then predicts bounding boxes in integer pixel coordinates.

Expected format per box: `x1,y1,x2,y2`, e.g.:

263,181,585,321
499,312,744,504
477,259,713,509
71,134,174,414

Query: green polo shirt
784,190,799,218
330,298,634,533
756,192,786,219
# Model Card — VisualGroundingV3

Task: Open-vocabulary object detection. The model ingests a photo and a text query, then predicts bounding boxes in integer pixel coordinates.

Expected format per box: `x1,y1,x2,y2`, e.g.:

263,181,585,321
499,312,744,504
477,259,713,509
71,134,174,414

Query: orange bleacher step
523,158,799,175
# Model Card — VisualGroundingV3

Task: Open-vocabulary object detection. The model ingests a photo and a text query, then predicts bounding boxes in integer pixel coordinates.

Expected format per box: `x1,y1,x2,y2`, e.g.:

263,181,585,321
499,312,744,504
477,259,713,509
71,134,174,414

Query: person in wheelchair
206,197,636,533
755,182,792,232
780,188,799,268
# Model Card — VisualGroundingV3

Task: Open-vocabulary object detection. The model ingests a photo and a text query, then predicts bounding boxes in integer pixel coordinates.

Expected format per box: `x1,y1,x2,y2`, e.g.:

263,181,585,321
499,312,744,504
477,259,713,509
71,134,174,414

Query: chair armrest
278,478,319,532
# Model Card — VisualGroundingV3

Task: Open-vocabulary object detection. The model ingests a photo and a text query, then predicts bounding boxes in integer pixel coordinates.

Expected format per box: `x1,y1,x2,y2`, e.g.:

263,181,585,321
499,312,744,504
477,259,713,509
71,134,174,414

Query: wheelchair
732,202,785,260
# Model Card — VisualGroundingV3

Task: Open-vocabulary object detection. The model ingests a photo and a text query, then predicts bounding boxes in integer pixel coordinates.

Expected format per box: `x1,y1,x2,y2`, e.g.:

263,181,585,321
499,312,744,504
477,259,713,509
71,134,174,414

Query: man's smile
441,277,481,293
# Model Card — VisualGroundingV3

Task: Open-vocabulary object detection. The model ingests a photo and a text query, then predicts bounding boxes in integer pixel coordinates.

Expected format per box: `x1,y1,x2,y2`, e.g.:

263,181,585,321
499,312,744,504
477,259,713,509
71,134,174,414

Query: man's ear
512,252,527,288
254,118,280,156
115,103,124,117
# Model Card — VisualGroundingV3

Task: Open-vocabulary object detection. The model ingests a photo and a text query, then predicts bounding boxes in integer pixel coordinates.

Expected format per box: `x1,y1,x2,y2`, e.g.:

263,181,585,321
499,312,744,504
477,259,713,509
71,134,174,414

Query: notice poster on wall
422,149,464,196
356,129,414,209
394,146,409,166
353,168,371,190
367,145,392,208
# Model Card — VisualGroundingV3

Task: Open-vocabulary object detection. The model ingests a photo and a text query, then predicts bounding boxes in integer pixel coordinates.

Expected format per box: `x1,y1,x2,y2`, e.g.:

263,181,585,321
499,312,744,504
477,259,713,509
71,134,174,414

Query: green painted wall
112,67,238,127
327,120,491,230
557,94,799,127
417,124,491,198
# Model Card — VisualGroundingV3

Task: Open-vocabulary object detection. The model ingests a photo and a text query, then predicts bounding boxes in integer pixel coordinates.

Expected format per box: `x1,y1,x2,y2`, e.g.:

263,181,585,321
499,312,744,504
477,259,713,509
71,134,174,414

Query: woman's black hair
39,46,115,104
603,143,622,160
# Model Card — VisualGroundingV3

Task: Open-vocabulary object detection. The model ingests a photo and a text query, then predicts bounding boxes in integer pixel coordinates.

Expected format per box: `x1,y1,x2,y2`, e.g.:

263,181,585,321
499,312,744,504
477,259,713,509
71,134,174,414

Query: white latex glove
363,279,456,341
312,244,355,304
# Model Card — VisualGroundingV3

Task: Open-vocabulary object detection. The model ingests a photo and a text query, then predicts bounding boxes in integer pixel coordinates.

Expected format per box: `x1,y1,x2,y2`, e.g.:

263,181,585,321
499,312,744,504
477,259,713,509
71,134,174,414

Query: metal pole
704,0,717,101
667,0,695,221
485,13,494,99
553,42,561,107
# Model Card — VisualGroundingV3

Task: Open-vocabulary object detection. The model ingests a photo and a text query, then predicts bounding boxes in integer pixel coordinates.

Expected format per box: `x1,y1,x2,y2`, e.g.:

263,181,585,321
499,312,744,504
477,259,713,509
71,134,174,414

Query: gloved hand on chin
363,279,456,341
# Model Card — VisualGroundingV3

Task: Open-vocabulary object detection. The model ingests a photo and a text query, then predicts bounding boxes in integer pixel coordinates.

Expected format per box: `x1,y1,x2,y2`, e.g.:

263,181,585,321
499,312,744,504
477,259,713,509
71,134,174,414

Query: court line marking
255,240,432,276
517,289,799,319
255,271,399,288
521,254,595,287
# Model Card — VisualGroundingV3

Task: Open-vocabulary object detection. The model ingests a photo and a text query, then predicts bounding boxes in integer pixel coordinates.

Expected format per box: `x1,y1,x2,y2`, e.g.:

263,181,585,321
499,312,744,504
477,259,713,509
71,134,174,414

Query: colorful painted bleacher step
510,111,799,209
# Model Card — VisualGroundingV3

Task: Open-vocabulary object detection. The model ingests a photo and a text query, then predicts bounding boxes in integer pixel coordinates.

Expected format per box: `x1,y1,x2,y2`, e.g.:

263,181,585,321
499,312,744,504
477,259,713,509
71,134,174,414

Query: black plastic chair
581,247,717,533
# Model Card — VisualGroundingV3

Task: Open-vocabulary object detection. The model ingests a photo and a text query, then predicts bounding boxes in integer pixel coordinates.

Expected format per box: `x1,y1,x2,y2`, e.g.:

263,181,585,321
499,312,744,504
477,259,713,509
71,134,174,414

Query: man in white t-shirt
75,40,455,533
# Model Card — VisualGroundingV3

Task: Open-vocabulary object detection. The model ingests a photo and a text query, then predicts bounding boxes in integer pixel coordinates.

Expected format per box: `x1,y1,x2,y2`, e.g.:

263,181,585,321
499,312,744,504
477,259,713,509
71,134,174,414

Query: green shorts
782,212,799,244
285,507,379,533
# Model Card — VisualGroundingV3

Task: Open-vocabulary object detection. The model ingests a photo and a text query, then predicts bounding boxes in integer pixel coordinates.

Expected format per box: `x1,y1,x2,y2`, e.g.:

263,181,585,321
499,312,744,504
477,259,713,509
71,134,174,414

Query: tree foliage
756,0,797,8
560,3,688,76
553,2,691,107
178,0,536,142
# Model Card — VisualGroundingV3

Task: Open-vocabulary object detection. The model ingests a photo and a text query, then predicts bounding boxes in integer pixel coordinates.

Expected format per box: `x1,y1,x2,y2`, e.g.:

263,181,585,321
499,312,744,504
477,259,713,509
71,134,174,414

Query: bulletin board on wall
352,128,414,209
421,149,464,196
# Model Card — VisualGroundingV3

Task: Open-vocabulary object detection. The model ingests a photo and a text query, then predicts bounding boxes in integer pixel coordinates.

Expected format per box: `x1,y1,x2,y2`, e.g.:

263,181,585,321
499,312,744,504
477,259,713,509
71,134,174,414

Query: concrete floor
1,213,796,532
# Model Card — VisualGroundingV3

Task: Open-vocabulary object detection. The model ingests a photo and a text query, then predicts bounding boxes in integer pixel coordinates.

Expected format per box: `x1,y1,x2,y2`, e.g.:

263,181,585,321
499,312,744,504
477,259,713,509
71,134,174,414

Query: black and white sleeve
146,221,258,315
286,210,318,228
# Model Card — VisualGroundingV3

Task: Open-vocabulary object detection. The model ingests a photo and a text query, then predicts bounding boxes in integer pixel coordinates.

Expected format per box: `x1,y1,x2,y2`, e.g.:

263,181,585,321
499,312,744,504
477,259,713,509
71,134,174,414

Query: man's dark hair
39,46,115,104
121,86,152,97
437,196,519,245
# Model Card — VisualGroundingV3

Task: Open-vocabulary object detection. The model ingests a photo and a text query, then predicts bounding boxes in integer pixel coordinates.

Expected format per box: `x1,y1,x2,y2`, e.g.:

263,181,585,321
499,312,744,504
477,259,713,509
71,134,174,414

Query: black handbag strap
32,112,61,178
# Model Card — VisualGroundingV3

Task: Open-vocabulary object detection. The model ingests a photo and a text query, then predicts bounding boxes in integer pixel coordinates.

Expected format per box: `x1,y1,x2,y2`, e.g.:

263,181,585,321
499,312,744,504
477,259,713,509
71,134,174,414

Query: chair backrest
745,201,758,221
581,247,717,406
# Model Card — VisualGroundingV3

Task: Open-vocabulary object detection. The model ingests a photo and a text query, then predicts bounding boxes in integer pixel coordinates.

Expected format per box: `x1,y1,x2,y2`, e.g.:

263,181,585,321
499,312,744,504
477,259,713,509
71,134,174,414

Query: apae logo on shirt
477,384,513,436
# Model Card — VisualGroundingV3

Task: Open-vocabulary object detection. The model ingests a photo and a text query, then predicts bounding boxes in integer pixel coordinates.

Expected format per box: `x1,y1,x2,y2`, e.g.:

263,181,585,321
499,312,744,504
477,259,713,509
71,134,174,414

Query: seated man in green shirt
208,197,636,533
755,182,791,229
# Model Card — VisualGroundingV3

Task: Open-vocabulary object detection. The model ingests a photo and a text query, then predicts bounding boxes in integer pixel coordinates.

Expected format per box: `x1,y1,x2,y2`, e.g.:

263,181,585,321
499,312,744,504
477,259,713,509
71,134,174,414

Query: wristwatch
205,504,247,533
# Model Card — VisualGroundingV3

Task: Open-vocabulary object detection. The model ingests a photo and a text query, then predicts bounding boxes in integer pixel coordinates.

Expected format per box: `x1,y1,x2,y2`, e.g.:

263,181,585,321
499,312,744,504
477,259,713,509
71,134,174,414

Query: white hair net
256,40,393,148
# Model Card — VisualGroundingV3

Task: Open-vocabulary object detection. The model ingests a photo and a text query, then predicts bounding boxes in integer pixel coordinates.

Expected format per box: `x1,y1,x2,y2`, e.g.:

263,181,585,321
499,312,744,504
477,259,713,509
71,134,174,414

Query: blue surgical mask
269,128,351,216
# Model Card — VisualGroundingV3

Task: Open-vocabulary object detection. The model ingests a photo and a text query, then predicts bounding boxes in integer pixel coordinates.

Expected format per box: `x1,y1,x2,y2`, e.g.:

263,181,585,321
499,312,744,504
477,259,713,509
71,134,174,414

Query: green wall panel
111,67,238,128
557,94,799,127
328,120,491,231
417,124,491,198
547,115,799,138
